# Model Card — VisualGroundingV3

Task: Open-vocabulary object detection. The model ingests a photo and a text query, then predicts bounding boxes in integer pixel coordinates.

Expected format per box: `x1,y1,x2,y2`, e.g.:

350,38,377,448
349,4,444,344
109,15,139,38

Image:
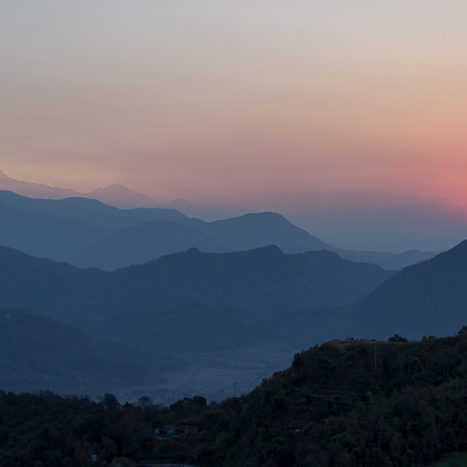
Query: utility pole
233,382,238,398
373,345,377,372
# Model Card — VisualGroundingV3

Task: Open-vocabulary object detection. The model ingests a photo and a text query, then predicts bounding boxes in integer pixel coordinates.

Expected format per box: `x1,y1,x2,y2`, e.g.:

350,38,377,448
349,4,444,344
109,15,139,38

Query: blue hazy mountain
0,192,223,269
75,212,330,269
0,169,160,208
0,245,105,317
85,183,160,208
0,190,186,230
0,308,171,395
0,169,79,199
183,212,328,251
73,211,330,270
272,239,467,346
73,220,227,270
332,247,436,270
4,238,467,398
0,202,108,260
107,246,393,315
0,244,394,340
343,239,467,339
0,173,442,269
0,190,435,271
0,190,330,269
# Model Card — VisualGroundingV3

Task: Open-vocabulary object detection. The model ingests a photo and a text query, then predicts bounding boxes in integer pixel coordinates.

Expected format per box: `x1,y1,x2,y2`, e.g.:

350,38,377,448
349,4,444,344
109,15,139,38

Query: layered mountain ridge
0,243,394,330
0,190,328,269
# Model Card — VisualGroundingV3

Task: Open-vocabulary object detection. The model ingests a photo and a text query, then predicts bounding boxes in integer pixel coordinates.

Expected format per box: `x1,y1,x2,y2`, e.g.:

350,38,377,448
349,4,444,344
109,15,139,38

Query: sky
1,1,467,250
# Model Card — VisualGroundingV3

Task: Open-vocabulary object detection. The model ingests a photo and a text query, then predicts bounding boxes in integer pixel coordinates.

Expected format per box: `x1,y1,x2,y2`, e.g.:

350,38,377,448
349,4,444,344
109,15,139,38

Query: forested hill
2,330,467,466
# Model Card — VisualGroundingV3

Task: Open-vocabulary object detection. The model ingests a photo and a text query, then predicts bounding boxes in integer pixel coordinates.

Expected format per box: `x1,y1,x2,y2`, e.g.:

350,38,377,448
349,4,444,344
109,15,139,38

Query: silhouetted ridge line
0,243,393,339
337,238,467,340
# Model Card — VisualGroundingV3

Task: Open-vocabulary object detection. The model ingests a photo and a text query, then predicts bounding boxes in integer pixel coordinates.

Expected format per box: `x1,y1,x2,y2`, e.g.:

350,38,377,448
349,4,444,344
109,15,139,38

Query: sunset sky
1,1,467,250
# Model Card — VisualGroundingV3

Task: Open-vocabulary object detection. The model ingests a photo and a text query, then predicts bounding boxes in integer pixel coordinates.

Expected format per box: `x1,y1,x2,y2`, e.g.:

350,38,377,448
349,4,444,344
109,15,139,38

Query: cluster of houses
154,425,199,439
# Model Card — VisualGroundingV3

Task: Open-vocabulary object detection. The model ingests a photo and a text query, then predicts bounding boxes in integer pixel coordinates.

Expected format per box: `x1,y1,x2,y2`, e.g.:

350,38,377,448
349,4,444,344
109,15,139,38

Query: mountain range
0,188,434,270
0,169,253,220
1,225,467,395
0,244,393,331
0,190,328,270
0,169,159,208
0,242,395,395
3,234,464,350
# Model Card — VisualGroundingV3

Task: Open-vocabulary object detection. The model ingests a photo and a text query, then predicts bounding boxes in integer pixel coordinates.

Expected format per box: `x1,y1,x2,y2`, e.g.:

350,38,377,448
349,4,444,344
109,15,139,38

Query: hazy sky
1,1,467,249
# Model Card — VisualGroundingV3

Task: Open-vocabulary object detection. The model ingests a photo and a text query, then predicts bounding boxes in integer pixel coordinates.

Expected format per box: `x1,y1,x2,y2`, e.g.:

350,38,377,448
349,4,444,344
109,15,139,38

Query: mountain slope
73,220,227,270
268,241,467,346
0,309,168,394
0,244,394,335
0,245,105,318
104,246,394,320
0,176,441,270
0,203,107,261
0,190,186,230
333,247,436,270
0,169,78,199
341,239,467,339
0,192,333,269
206,239,467,349
184,212,329,251
85,184,159,208
0,170,158,208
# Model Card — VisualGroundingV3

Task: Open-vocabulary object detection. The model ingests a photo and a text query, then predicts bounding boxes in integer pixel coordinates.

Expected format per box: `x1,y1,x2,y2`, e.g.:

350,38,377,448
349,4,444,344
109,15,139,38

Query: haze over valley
0,175,465,405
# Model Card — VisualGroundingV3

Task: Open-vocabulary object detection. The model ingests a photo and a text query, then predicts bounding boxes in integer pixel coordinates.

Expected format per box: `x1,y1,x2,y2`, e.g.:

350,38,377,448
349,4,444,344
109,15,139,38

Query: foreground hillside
2,330,467,466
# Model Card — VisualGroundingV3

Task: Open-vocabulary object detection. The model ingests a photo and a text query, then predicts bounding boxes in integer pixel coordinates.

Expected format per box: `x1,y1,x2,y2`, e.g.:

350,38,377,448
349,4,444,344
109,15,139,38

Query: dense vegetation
3,329,467,466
